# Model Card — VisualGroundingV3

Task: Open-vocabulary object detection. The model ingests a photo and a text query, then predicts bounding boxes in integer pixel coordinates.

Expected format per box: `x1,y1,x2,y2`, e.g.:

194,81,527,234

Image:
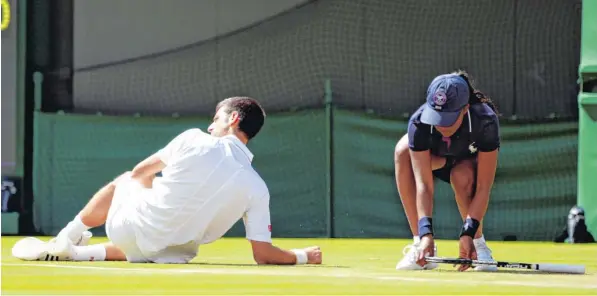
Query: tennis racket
425,256,585,274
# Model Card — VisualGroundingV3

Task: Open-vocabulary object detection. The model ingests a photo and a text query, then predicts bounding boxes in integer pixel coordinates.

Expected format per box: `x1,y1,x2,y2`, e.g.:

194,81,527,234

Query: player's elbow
252,253,269,265
129,169,143,180
250,240,278,265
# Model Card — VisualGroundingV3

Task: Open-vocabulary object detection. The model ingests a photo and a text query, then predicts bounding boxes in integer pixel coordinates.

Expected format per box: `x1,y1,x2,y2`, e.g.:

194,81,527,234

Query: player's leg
449,160,497,271
448,159,484,239
394,134,444,270
14,172,150,262
46,234,127,261
47,191,150,263
56,172,130,243
11,234,127,262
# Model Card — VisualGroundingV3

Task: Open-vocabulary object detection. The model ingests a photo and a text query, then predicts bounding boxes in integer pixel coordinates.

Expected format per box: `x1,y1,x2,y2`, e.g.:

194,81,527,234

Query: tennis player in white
12,97,322,265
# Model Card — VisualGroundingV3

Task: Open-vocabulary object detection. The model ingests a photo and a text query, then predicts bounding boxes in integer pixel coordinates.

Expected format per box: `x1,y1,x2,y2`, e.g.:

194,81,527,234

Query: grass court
2,236,596,295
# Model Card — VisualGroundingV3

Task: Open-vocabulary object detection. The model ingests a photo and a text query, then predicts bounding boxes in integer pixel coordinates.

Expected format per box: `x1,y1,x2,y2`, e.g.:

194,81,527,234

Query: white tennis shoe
473,241,498,272
11,231,92,261
395,243,438,270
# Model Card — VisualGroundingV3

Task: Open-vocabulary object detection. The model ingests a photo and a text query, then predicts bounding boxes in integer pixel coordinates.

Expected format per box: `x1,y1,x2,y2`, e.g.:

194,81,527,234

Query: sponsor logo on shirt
469,142,478,154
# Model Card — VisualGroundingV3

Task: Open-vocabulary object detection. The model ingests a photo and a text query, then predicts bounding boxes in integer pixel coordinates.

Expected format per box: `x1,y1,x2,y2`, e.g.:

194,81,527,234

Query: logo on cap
433,91,447,110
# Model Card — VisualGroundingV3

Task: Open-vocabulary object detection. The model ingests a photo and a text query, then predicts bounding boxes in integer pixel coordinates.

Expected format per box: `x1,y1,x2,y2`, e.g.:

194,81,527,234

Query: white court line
3,263,597,290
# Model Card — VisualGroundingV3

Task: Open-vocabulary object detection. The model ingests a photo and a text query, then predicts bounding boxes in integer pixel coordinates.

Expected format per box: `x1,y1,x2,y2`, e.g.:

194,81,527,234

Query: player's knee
394,135,410,165
450,165,474,195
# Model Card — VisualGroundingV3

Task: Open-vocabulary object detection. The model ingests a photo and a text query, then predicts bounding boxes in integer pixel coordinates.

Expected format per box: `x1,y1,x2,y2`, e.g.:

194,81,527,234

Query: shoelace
402,243,418,256
402,243,438,257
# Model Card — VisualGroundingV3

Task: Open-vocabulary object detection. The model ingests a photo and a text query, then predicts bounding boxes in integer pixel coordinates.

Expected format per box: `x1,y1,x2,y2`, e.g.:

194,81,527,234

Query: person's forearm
255,245,298,265
416,185,434,238
131,165,159,181
416,185,434,220
130,153,165,184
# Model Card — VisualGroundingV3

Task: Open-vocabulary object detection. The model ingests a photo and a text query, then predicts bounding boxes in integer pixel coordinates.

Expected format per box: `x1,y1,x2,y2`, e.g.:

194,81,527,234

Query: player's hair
452,70,499,115
216,96,266,140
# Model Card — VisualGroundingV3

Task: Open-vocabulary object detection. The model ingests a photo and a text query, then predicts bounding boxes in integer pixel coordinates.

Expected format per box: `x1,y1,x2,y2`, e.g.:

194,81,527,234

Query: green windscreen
33,109,577,241
577,0,597,237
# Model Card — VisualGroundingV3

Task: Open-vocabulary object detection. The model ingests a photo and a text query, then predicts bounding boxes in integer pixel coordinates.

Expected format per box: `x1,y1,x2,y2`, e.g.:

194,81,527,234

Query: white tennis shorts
105,172,151,263
105,172,197,264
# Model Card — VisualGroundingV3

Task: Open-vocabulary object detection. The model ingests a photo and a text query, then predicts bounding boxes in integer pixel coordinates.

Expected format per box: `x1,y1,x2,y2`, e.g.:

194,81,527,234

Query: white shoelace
402,243,437,257
402,243,419,256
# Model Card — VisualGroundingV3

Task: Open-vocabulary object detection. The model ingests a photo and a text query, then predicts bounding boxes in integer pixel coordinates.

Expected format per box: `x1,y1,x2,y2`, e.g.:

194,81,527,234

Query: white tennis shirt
132,128,272,256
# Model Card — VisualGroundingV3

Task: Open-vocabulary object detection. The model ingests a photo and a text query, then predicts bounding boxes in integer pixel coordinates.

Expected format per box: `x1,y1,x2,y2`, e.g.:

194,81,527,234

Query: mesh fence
73,1,330,115
73,0,581,119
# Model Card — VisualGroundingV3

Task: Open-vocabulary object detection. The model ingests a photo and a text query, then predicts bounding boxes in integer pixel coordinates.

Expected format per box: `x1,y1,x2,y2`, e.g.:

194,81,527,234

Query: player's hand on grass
457,236,477,271
416,234,435,267
304,246,322,264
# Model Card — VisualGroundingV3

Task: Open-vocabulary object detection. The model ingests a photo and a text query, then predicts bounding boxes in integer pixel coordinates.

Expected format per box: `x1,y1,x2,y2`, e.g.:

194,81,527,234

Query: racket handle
537,263,585,274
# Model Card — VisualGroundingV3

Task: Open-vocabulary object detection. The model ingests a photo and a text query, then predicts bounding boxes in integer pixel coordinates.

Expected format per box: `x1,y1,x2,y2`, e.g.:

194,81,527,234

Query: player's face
435,105,469,137
208,106,239,137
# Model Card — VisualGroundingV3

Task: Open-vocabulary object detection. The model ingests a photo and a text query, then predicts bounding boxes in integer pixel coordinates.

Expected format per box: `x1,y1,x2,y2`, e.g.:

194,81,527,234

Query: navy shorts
432,156,477,186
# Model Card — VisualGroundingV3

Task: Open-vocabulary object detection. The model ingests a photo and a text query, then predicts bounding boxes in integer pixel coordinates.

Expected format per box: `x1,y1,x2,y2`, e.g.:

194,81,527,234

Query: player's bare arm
130,153,166,188
409,149,436,266
243,188,322,266
249,240,322,265
410,150,434,220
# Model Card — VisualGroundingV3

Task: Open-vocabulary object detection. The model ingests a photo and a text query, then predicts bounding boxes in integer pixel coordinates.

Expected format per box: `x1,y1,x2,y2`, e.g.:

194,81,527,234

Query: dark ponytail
452,70,499,115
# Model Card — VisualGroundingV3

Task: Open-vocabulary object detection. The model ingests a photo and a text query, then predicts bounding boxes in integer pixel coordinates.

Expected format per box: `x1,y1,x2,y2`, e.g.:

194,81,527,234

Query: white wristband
291,249,308,265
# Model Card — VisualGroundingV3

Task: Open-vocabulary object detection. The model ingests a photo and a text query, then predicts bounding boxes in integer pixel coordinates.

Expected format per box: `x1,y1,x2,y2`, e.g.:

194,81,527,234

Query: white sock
72,244,106,261
413,236,421,244
473,235,486,245
58,214,91,242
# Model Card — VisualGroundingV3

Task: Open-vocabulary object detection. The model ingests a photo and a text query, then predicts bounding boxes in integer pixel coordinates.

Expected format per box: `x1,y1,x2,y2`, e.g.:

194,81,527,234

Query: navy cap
420,74,470,127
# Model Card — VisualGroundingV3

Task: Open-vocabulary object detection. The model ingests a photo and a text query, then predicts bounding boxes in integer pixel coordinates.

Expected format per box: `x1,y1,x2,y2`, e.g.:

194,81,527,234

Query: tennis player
394,72,500,271
12,97,322,265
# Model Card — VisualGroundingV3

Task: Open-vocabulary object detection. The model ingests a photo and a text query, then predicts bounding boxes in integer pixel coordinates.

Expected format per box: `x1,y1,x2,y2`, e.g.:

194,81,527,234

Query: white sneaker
474,241,498,272
396,243,438,270
12,231,91,261
11,237,72,261
46,235,76,260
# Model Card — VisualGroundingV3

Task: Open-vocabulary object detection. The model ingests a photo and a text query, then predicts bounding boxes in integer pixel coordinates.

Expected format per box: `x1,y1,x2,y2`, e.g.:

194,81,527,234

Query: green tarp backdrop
577,0,597,243
33,109,578,241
